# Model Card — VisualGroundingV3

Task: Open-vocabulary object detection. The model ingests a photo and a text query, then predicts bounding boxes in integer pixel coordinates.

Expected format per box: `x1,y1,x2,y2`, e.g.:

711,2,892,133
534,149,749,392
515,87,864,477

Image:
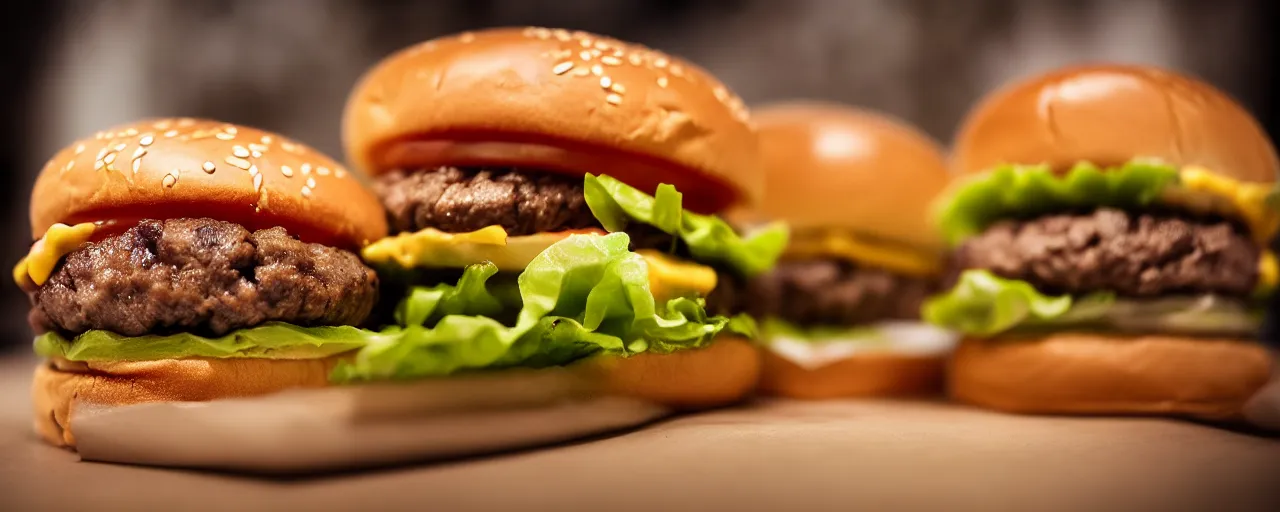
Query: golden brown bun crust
758,350,945,399
31,118,388,250
589,336,761,410
342,27,760,212
952,64,1279,184
743,101,951,252
32,356,342,448
948,334,1272,420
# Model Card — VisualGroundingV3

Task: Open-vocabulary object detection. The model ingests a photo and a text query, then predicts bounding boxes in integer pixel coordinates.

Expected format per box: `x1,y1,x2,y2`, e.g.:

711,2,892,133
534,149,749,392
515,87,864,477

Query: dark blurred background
1,0,1277,351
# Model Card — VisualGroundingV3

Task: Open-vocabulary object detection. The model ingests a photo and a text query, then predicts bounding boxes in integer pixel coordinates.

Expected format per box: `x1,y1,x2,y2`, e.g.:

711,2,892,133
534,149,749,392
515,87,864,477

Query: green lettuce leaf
34,322,377,362
934,161,1180,246
332,232,756,382
583,173,788,277
923,270,1262,337
761,318,882,344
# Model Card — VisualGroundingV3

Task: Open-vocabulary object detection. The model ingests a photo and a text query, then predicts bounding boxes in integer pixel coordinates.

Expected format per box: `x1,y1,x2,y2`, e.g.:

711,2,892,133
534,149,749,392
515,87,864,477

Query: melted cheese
13,222,97,287
1258,251,1277,294
362,225,719,300
361,226,604,271
635,249,718,300
1164,166,1279,245
785,231,939,277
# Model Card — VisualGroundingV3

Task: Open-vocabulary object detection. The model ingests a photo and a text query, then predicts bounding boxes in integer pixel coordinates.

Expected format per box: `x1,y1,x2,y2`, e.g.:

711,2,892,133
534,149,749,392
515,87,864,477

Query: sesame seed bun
948,334,1273,420
30,118,388,250
743,101,951,253
758,350,945,399
952,64,1279,184
33,337,760,449
341,27,761,213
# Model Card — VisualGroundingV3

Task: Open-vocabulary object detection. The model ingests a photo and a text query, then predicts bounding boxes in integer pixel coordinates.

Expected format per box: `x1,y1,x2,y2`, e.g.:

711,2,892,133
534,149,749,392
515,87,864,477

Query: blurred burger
20,118,388,448
925,64,1276,420
340,27,787,407
737,101,958,399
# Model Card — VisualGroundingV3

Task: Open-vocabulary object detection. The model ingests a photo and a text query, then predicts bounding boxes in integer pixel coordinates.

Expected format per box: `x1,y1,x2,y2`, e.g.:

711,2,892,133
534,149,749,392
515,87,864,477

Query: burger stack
13,28,1279,473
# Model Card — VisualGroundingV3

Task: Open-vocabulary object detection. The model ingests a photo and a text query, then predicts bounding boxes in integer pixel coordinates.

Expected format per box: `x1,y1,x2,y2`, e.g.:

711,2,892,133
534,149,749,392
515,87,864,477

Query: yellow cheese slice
13,222,97,287
361,225,603,271
784,231,939,277
1258,251,1277,294
1165,166,1279,245
362,225,720,300
635,249,718,300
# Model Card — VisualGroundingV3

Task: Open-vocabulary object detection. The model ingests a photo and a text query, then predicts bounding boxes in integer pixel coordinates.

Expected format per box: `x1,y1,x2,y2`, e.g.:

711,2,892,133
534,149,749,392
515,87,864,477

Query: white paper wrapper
70,367,671,474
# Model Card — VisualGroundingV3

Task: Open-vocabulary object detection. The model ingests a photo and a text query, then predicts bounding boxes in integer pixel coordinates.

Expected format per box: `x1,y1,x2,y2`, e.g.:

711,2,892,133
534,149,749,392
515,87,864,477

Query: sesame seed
590,64,603,76
572,68,590,77
601,55,621,66
281,142,299,153
139,135,154,146
522,27,537,37
654,57,669,68
225,156,251,170
280,165,294,177
223,125,238,134
553,61,574,75
131,159,142,174
590,48,602,57
232,146,250,158
534,28,551,39
306,177,317,188
335,168,347,178
553,29,571,41
95,148,108,161
251,150,262,158
316,166,331,176
124,128,138,136
132,147,146,160
253,173,263,191
113,143,127,152
670,64,684,77
579,50,592,61
714,87,728,101
594,40,609,51
248,165,259,176
657,76,669,88
628,54,643,66
94,160,104,171
162,173,177,188
300,163,312,175
164,130,179,138
260,135,273,144
249,143,268,153
202,161,216,173
459,32,475,43
301,187,313,198
74,144,86,154
215,132,235,141
579,38,592,48
606,93,622,105
64,160,74,172
612,83,626,94
103,153,117,165
600,76,613,89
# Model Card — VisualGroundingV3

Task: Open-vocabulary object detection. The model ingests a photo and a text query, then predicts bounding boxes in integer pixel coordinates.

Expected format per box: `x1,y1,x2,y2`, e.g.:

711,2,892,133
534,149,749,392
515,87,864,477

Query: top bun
952,64,1279,184
30,118,387,250
747,101,950,252
342,27,761,213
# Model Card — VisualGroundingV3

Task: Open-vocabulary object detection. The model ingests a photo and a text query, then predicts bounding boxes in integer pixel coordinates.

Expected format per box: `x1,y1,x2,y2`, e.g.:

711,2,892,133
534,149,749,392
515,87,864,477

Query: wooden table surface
2,352,1278,512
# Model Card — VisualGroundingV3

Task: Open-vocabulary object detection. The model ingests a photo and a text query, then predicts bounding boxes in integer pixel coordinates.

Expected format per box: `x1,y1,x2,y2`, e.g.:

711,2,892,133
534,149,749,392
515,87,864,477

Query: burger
737,101,958,399
21,118,388,448
924,64,1276,420
338,27,786,407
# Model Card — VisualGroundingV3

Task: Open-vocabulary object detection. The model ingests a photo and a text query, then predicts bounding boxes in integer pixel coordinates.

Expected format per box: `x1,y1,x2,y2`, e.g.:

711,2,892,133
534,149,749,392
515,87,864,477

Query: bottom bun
949,333,1272,420
586,336,762,409
33,337,761,449
758,350,945,399
33,356,343,448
